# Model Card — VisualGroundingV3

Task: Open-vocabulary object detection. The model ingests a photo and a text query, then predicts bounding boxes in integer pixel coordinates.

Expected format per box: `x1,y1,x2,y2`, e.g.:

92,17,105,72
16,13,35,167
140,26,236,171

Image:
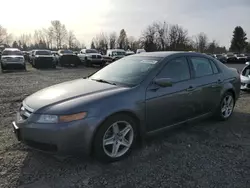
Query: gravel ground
0,64,250,188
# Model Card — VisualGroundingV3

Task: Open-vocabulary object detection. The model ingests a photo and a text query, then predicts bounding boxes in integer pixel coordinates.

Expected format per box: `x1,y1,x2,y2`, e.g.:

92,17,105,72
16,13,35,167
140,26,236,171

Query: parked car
212,54,227,63
106,49,126,61
235,54,247,62
0,48,26,72
31,50,56,69
136,49,146,54
224,53,238,63
12,52,240,162
78,49,104,67
125,50,135,56
102,55,113,64
240,61,250,90
57,49,80,67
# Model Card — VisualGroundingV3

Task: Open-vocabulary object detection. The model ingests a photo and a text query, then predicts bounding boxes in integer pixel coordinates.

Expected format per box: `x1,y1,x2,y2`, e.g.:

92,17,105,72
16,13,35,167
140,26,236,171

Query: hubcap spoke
112,123,119,134
120,138,130,147
120,125,131,137
103,136,115,146
111,142,120,157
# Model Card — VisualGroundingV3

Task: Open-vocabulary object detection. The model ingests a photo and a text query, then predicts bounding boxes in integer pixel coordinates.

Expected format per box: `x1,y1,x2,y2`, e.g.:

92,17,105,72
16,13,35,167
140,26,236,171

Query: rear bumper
34,58,54,67
1,62,25,69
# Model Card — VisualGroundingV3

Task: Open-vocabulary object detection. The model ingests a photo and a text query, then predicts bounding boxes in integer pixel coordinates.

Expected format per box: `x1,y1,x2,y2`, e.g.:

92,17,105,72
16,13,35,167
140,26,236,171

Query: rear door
187,56,223,114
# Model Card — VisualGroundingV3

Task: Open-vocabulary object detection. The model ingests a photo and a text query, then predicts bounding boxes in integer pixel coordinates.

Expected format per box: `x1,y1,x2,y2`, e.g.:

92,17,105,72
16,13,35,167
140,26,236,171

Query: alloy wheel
102,121,134,158
221,95,234,118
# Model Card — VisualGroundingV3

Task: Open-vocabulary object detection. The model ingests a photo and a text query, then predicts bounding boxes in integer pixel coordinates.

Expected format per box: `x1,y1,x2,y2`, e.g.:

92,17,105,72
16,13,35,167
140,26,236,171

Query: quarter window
157,57,191,82
210,60,219,74
190,57,213,77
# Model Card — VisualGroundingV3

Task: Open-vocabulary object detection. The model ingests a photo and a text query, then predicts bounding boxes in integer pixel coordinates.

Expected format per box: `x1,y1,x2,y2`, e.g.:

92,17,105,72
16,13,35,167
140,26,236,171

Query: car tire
1,63,5,72
214,91,235,121
93,114,137,163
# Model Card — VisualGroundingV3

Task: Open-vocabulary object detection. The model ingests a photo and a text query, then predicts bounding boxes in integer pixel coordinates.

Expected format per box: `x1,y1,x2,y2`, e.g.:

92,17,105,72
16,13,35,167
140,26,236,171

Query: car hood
24,78,121,111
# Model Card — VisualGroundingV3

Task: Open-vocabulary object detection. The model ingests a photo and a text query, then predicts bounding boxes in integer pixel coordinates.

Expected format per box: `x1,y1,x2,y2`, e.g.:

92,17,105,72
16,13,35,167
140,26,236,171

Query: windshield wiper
91,79,116,85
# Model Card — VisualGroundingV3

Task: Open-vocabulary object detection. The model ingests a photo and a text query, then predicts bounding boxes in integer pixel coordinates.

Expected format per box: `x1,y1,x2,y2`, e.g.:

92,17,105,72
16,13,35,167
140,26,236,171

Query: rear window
2,50,22,56
86,49,98,53
35,51,51,55
60,50,73,54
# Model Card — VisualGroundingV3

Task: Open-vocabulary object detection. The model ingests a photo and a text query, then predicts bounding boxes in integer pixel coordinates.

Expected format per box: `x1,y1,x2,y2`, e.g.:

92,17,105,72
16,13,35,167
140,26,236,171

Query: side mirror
246,62,250,65
154,78,173,87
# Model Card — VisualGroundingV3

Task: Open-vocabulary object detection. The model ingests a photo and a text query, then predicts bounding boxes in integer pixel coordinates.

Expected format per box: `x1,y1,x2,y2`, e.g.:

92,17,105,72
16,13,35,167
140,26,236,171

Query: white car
78,49,104,67
0,48,26,72
136,49,146,54
240,61,250,90
106,49,126,61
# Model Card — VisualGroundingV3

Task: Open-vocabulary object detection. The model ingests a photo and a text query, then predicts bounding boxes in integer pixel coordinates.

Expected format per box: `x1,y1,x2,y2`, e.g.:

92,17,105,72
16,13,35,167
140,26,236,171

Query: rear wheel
214,91,235,121
94,114,137,163
1,63,5,72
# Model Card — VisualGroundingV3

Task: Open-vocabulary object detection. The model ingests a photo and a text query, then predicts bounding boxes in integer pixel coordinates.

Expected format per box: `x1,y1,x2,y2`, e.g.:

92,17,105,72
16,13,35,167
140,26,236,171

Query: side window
190,57,213,77
209,60,219,74
157,57,191,82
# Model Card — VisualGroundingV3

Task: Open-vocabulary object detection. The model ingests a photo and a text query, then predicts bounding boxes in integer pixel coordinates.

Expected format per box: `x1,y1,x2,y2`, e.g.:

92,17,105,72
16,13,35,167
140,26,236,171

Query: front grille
19,104,33,120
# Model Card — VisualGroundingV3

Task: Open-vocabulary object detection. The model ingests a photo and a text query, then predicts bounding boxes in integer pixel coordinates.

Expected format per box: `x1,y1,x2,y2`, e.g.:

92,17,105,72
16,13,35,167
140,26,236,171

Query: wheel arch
89,110,143,155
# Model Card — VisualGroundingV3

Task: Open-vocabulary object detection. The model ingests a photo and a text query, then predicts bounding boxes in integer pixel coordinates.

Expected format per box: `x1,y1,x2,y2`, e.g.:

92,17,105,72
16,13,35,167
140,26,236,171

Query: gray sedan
12,52,240,162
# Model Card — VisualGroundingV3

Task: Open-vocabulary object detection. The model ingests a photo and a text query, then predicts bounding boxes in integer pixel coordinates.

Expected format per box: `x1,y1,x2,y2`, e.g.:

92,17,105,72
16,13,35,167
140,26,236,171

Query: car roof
3,48,20,51
132,51,204,58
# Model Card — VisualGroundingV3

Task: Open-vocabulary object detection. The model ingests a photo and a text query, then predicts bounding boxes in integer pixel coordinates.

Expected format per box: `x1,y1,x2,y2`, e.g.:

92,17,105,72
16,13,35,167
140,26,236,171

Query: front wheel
93,114,137,163
214,91,235,121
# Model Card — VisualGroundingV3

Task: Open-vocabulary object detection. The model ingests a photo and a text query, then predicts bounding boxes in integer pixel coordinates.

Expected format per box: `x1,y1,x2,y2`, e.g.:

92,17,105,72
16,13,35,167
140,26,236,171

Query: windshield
35,50,51,55
60,50,73,54
216,54,223,58
227,54,234,57
112,51,126,56
89,56,162,86
2,50,22,56
86,49,98,53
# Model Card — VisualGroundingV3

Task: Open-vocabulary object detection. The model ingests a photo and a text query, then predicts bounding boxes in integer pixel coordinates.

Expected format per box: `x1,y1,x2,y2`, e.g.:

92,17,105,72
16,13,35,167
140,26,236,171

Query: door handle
186,86,195,92
217,79,222,84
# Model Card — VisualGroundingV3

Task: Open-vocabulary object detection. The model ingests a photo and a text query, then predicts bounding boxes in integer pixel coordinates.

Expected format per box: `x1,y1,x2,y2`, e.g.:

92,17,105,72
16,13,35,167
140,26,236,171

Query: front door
145,57,201,132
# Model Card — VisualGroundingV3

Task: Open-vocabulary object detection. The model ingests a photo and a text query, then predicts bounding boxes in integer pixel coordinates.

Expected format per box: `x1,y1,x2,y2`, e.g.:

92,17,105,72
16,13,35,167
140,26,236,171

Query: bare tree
168,24,189,50
195,32,208,53
141,25,157,52
19,34,32,47
109,32,117,49
67,30,76,49
42,28,54,49
50,20,67,49
0,25,12,45
93,32,108,52
153,21,169,50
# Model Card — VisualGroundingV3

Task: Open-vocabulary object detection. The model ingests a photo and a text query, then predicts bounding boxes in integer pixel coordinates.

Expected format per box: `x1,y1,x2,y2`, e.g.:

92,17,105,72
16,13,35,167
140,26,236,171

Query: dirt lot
0,64,250,188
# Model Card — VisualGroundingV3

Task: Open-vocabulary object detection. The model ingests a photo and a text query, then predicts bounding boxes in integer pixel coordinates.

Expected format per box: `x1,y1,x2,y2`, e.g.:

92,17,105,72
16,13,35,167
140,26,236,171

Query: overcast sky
1,0,250,48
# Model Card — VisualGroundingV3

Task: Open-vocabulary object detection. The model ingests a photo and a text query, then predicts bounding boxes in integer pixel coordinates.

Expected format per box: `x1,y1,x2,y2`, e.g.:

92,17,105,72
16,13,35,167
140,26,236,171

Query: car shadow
15,111,250,188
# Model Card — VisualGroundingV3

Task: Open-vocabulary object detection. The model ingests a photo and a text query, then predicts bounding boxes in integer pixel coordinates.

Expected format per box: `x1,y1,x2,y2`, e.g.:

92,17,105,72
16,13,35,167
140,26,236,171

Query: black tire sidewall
93,114,137,163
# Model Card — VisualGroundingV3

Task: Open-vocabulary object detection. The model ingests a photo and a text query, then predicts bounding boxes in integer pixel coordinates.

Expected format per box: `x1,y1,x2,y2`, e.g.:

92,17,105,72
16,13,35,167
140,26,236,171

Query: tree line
0,20,249,54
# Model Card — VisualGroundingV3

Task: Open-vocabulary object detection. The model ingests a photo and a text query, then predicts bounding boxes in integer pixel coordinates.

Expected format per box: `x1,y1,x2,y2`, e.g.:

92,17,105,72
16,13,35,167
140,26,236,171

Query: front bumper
12,113,101,155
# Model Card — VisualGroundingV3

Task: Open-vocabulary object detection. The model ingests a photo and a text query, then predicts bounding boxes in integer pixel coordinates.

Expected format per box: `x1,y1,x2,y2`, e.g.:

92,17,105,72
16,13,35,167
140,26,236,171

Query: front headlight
37,114,58,123
36,112,87,124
